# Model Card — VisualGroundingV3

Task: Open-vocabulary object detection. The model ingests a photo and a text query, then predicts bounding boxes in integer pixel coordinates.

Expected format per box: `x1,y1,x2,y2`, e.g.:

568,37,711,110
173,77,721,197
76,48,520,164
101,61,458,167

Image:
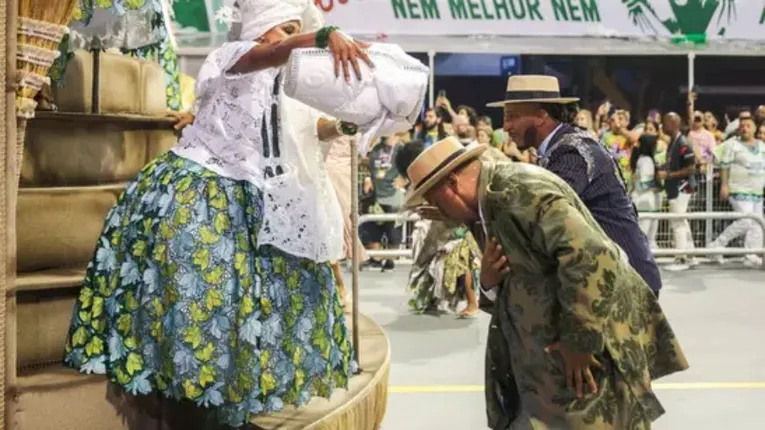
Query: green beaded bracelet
315,26,338,49
338,121,358,136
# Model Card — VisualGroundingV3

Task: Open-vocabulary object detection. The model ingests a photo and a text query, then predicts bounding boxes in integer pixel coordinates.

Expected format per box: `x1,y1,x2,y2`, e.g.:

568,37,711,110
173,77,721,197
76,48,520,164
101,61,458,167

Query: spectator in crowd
658,112,698,270
453,113,476,146
361,133,407,271
755,104,765,128
703,111,724,143
476,126,493,146
477,115,505,148
630,125,662,249
574,108,597,139
601,108,635,185
709,114,765,266
724,107,749,139
688,110,717,165
457,104,479,126
758,123,765,141
491,75,661,295
416,107,448,147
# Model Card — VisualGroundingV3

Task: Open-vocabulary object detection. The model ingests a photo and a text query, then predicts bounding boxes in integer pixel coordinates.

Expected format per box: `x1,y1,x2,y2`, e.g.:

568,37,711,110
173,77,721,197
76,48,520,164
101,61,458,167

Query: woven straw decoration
15,0,78,182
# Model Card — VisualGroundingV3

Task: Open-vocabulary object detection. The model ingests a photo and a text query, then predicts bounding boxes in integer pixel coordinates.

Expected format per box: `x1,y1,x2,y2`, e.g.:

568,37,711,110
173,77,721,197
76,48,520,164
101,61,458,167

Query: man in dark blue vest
483,75,662,296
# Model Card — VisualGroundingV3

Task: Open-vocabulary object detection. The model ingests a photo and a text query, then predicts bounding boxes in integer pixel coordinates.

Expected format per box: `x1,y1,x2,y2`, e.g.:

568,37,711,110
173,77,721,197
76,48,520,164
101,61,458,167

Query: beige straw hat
404,137,487,208
486,75,579,107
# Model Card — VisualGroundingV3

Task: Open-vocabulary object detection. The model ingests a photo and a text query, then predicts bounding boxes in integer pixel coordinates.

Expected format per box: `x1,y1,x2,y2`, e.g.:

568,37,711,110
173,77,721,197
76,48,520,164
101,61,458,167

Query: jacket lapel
537,124,571,167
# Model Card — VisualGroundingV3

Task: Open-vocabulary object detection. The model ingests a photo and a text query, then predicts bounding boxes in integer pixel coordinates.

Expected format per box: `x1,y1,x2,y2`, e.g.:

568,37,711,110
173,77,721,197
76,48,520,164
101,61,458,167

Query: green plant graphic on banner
623,0,736,37
172,0,211,32
172,0,228,33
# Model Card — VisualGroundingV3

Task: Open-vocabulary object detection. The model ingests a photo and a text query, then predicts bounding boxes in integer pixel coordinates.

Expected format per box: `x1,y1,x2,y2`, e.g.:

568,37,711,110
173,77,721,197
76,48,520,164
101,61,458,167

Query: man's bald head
663,112,681,135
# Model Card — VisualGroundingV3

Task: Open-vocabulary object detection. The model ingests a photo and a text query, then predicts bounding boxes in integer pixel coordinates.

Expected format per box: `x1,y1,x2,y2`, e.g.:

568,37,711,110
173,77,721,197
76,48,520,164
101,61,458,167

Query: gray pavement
347,263,765,429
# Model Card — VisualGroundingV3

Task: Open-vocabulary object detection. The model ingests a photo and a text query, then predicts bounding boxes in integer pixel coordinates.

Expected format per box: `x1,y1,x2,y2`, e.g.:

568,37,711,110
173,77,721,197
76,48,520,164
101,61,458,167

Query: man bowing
402,137,688,429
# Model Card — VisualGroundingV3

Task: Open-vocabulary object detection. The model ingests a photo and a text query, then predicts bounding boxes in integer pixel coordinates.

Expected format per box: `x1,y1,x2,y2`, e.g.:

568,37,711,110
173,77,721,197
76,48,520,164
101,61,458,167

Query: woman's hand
327,31,373,81
169,111,195,131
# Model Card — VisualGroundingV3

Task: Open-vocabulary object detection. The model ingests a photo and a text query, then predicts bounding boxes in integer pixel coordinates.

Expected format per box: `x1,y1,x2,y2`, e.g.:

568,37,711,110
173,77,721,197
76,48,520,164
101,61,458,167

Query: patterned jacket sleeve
489,173,619,355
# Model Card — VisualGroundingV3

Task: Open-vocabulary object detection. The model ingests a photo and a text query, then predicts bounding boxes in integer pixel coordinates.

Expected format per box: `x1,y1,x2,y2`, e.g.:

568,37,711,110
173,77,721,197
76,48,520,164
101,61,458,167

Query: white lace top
173,41,344,263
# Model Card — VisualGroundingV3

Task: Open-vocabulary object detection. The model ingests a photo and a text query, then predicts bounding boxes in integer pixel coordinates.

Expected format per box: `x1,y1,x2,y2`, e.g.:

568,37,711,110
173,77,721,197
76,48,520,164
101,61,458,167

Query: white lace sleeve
195,41,258,102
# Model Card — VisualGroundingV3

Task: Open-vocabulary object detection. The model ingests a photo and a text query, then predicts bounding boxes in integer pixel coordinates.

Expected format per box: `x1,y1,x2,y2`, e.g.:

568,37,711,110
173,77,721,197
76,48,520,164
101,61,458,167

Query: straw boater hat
404,137,487,208
486,75,579,107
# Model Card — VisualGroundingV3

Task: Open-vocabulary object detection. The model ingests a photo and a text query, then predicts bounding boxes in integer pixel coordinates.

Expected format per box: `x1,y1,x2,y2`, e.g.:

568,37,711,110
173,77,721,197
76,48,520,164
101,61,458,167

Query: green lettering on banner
493,0,509,19
391,0,408,18
526,0,542,20
466,0,482,19
479,0,495,19
449,0,468,19
760,7,765,24
580,0,600,21
551,0,599,22
405,0,421,18
509,0,526,19
447,0,542,21
391,0,441,19
422,0,441,19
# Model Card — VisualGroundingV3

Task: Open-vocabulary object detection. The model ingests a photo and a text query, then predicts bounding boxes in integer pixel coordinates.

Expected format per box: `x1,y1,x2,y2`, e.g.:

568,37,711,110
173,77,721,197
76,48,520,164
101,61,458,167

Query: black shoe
381,260,395,272
360,259,383,271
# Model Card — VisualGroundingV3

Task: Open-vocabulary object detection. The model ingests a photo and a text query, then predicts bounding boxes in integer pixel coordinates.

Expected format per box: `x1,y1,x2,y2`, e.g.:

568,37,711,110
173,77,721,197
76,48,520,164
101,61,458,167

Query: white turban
218,0,323,42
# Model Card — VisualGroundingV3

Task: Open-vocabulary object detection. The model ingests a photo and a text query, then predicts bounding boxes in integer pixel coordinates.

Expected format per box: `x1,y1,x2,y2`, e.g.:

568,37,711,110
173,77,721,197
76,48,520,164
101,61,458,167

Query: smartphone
438,89,447,98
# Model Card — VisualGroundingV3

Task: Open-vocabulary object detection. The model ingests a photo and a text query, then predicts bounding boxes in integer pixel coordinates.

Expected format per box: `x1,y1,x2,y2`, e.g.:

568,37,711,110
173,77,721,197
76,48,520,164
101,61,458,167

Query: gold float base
11,313,390,430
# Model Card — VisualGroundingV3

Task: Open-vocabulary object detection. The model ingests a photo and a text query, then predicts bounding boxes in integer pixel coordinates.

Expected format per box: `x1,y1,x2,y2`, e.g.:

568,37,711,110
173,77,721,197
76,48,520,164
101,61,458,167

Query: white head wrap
218,0,322,42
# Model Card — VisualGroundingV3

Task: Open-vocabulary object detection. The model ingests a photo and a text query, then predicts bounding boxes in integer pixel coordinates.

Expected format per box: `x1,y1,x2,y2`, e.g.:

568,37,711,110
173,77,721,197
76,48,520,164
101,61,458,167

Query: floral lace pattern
173,41,343,263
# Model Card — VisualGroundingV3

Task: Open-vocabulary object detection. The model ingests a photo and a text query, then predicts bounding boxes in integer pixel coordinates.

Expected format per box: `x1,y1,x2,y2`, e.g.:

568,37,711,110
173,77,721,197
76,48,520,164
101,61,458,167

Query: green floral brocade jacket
478,160,689,430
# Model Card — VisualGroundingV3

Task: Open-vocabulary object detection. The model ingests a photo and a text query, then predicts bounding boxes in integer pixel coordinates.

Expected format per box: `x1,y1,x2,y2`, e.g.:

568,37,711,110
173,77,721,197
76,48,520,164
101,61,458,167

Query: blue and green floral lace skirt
63,151,355,427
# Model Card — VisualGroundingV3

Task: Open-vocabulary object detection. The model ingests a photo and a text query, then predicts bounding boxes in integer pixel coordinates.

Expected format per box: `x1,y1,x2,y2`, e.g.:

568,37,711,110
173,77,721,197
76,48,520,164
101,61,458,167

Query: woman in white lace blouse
63,0,371,426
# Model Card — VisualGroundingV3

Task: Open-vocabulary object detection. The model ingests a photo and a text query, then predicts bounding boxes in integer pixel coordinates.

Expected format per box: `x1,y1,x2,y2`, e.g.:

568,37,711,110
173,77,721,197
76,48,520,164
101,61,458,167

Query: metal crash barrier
358,211,765,270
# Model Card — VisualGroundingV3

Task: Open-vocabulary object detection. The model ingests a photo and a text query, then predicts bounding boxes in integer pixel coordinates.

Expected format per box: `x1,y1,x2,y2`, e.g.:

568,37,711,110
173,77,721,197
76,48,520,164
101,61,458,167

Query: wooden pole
2,0,19,427
350,137,360,368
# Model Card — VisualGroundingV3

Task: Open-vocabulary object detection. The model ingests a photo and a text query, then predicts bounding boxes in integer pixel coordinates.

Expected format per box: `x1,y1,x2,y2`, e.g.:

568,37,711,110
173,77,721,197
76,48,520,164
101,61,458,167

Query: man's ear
446,172,460,191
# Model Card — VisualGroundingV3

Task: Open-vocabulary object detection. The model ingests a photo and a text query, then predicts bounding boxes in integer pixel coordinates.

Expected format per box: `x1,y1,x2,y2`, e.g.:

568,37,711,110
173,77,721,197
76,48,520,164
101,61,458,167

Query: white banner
320,0,765,40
